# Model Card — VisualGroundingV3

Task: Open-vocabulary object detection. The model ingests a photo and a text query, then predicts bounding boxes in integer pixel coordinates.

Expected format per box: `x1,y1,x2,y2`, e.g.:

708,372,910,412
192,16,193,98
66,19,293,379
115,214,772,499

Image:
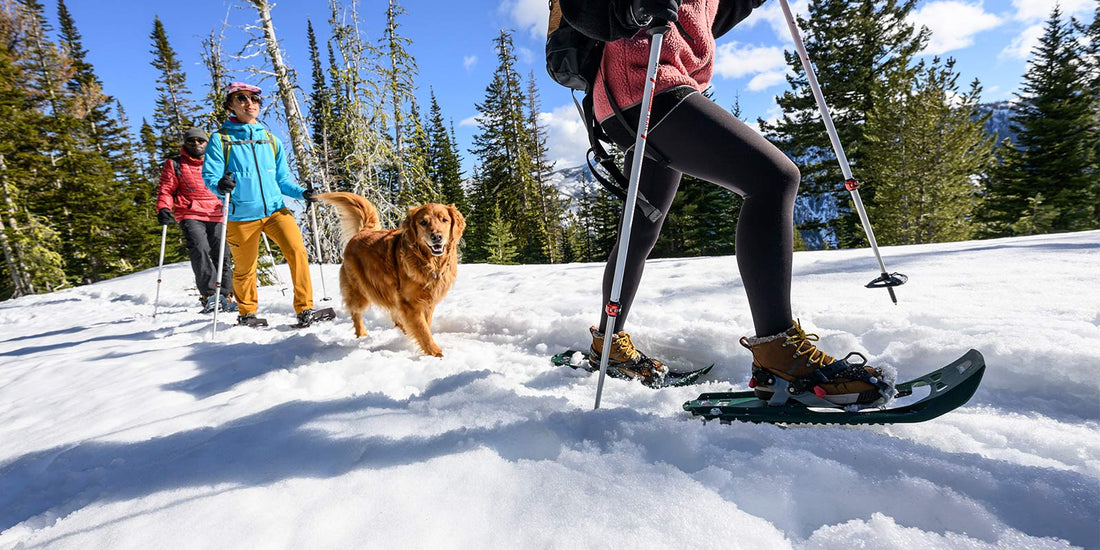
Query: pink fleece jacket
594,0,718,122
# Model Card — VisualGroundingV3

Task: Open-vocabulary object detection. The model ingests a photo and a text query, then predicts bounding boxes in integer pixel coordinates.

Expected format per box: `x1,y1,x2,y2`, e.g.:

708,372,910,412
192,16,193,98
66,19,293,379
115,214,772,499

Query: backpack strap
169,155,194,194
219,128,279,162
218,128,233,176
580,88,662,223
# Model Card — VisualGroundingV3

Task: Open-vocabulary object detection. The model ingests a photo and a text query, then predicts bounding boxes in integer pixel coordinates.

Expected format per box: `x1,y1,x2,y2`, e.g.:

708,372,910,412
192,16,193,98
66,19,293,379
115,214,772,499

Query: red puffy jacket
155,149,224,223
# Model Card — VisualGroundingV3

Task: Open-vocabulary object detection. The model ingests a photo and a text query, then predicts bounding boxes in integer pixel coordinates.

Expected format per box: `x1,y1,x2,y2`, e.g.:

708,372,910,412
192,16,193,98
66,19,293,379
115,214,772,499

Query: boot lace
611,332,640,361
784,321,834,370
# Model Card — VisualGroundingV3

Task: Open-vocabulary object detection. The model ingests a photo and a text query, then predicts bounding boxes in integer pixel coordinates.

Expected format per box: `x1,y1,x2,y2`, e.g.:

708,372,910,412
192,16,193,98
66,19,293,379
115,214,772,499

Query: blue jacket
202,118,306,222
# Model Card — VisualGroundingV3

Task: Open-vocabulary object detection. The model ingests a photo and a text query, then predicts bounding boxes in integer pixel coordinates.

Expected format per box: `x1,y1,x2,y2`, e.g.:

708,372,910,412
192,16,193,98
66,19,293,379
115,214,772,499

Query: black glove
217,172,236,195
630,0,681,26
157,208,174,225
302,188,321,204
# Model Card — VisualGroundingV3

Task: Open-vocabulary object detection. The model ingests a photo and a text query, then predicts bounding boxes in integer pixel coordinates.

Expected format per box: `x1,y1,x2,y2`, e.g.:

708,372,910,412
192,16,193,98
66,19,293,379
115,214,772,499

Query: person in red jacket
570,0,894,406
156,127,237,314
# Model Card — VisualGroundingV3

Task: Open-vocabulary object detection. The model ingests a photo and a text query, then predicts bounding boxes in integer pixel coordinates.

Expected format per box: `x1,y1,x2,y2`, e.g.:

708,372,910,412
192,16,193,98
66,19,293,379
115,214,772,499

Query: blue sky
47,0,1096,173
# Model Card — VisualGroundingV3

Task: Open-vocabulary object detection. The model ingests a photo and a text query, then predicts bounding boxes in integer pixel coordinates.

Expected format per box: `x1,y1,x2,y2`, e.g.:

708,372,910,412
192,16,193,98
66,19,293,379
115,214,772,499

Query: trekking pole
306,199,331,302
777,0,907,304
261,233,288,296
153,224,168,318
211,190,232,340
594,21,669,410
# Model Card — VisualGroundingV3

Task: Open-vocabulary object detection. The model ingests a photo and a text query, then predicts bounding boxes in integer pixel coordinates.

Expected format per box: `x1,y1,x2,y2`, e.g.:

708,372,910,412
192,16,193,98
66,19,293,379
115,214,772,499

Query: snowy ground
1,230,1098,549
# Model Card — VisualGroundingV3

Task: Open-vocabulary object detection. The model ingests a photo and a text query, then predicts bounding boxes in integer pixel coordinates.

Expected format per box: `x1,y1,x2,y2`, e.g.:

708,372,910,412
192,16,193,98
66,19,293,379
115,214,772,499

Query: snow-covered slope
1,231,1098,549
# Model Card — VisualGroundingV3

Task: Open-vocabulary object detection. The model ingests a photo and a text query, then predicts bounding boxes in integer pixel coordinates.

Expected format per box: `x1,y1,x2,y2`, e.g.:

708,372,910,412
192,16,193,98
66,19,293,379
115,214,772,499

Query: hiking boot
219,294,238,312
588,326,669,384
201,295,219,314
296,309,314,328
237,313,268,327
740,320,895,406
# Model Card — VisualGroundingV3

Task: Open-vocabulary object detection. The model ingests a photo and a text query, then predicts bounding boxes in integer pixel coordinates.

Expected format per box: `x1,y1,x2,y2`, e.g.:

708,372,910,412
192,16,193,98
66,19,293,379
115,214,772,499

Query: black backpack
546,2,605,93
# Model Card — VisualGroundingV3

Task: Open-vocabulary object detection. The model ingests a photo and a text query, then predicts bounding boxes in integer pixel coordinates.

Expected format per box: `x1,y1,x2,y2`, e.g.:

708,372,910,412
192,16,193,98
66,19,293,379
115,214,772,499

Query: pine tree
864,58,993,245
484,205,518,264
21,0,123,284
149,16,199,160
0,2,66,297
58,0,161,276
306,19,333,175
526,71,566,262
981,6,1098,235
1078,2,1100,221
138,118,160,180
760,0,928,248
469,30,548,263
426,90,467,213
407,98,437,204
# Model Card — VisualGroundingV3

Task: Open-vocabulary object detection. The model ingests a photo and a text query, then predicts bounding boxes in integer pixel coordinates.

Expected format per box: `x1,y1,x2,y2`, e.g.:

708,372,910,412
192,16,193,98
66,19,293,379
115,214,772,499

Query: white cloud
464,55,478,72
541,103,590,168
1001,21,1046,59
910,1,1002,55
516,46,535,66
1009,0,1093,22
500,0,548,38
752,0,812,43
747,71,788,92
459,114,482,127
714,42,789,91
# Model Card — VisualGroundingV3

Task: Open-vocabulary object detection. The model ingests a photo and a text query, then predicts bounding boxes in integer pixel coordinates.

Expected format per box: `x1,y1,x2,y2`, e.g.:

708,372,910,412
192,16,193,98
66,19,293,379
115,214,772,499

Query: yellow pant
225,208,313,315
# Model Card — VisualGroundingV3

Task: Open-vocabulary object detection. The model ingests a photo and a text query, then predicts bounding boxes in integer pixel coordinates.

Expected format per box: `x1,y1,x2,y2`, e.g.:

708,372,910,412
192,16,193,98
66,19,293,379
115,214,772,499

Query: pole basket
866,272,908,288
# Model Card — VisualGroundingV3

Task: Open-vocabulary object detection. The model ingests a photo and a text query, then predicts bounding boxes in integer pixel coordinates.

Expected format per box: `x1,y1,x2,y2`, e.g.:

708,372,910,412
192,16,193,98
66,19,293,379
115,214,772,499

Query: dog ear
447,204,466,243
399,206,419,234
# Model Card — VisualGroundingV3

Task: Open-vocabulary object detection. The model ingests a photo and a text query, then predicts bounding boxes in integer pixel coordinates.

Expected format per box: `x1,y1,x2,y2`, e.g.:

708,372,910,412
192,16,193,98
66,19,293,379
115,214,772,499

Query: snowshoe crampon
683,349,985,425
551,350,713,388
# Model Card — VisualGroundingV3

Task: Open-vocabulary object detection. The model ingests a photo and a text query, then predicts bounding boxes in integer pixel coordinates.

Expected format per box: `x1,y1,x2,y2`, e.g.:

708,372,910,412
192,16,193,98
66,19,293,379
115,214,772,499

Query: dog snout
430,233,444,244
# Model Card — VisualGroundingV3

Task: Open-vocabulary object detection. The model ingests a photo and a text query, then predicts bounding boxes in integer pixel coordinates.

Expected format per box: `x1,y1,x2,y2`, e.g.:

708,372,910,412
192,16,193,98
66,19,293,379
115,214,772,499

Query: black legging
598,91,799,338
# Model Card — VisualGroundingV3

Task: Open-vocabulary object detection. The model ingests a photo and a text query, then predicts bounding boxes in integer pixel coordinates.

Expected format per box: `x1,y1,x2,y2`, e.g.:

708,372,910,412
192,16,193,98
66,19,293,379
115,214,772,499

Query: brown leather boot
740,321,894,406
588,326,669,384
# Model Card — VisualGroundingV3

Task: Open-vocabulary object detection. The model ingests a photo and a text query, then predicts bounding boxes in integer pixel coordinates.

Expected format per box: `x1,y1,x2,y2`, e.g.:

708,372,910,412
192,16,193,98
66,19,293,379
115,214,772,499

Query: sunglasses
232,94,262,106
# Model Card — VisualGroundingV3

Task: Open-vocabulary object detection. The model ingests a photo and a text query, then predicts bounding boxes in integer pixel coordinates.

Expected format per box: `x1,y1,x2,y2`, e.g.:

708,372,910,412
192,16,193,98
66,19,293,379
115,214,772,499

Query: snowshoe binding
237,313,268,328
587,326,670,387
740,320,896,408
284,307,336,329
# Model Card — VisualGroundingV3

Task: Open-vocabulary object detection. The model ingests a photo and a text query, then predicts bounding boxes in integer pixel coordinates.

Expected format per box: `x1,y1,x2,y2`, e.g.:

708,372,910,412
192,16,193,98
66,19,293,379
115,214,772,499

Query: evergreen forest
0,0,1096,300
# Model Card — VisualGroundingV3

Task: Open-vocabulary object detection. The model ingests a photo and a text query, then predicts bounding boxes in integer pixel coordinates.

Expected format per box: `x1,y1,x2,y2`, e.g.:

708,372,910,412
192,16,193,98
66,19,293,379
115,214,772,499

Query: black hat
183,128,207,141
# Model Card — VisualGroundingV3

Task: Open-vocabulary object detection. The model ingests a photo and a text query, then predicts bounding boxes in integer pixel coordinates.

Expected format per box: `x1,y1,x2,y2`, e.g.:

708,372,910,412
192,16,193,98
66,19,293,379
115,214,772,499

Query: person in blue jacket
203,82,321,327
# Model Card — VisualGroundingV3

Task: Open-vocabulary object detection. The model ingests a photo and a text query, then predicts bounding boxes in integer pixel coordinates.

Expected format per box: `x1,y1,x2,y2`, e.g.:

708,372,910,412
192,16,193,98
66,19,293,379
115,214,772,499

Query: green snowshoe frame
683,349,985,425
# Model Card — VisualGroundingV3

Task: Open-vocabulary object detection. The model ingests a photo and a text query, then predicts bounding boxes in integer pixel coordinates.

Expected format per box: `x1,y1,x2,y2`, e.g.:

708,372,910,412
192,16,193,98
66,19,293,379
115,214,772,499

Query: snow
1,230,1099,549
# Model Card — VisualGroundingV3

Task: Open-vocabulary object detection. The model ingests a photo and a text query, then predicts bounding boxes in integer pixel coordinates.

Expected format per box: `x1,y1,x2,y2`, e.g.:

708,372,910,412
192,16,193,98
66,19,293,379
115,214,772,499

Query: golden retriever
317,192,465,356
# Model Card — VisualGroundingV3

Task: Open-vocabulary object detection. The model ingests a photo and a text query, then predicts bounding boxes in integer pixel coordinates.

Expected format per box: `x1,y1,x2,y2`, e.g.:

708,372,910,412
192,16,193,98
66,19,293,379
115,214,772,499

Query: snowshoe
682,349,985,425
551,349,713,388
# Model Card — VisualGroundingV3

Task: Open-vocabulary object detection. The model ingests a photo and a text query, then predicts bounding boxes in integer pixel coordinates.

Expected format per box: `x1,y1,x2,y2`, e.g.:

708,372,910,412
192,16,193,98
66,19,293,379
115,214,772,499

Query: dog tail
316,192,382,244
